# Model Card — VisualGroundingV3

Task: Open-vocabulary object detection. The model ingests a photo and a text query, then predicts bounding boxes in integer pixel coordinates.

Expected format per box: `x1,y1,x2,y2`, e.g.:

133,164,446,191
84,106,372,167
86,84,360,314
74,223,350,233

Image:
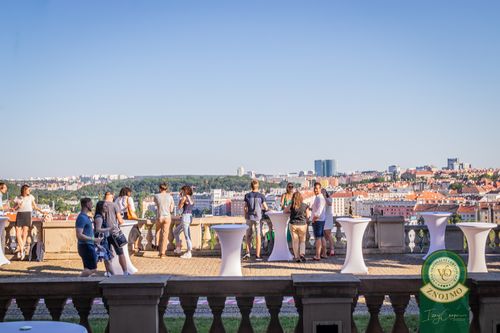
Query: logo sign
420,250,469,333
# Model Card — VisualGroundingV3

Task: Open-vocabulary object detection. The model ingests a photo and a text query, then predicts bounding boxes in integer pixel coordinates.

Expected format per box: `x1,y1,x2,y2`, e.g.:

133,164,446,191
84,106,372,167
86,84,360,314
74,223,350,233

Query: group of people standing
243,180,335,262
75,184,195,276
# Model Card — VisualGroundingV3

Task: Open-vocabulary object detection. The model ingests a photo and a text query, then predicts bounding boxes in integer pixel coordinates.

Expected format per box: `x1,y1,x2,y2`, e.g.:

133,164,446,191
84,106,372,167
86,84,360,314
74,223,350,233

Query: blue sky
1,1,499,178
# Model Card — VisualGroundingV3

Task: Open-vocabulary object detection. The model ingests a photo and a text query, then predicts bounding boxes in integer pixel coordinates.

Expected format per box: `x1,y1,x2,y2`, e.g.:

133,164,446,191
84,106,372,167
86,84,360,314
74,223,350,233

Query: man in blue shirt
0,183,9,252
75,198,101,277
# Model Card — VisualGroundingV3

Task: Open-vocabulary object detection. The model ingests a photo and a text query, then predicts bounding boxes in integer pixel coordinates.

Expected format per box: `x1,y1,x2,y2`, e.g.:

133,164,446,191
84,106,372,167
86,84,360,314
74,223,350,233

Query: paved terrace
1,253,500,277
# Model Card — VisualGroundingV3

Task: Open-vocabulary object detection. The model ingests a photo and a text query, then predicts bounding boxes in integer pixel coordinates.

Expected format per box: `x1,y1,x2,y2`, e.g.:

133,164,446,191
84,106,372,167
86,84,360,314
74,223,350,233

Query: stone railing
2,273,500,332
405,224,500,254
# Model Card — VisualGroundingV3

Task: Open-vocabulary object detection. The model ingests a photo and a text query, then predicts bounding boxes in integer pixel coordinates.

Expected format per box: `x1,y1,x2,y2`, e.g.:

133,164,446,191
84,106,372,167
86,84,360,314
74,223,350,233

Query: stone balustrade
2,273,500,332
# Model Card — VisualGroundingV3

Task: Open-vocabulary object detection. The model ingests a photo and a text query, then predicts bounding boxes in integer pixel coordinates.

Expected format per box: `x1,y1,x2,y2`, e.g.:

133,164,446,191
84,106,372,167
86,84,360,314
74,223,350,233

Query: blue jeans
312,220,325,238
174,214,192,251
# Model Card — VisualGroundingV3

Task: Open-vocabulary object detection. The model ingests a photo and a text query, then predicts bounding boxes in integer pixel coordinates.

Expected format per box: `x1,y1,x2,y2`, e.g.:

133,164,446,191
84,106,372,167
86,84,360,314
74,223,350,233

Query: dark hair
0,182,6,189
292,191,303,210
104,191,113,200
323,190,330,198
251,180,259,190
159,183,169,191
119,187,132,197
314,182,322,188
95,200,105,216
181,185,193,196
80,197,92,209
20,184,30,196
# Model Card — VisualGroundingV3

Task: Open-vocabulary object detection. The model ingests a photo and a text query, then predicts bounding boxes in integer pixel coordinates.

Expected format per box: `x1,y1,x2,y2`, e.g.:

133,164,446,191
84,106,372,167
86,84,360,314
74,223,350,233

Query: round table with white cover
212,224,248,276
421,212,452,260
110,220,138,275
457,222,496,273
266,212,293,262
337,217,371,275
0,321,87,333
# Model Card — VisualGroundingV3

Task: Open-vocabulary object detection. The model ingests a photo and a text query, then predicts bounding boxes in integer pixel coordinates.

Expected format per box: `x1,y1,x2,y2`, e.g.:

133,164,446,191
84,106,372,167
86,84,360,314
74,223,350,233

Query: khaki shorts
246,219,261,236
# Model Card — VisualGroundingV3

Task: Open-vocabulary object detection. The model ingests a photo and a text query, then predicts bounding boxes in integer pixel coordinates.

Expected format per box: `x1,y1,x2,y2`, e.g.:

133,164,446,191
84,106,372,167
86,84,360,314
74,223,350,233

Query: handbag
125,197,138,220
111,229,128,248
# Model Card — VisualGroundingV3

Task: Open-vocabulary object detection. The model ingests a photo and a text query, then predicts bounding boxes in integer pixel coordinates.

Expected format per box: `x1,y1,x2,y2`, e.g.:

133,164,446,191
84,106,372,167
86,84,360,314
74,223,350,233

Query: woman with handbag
115,187,141,253
173,185,195,259
94,201,114,276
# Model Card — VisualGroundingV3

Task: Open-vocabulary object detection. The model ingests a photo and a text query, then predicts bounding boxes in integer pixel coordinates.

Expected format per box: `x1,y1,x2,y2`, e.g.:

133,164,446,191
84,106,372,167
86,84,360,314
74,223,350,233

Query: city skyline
2,1,500,179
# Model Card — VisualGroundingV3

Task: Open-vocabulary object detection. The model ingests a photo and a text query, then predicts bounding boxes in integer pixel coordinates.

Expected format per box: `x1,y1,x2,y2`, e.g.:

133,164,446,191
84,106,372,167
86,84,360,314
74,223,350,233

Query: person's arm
128,197,136,212
326,197,332,206
75,228,102,243
178,196,186,210
31,196,45,215
169,196,174,214
243,196,248,215
95,217,112,233
305,207,312,220
263,201,269,211
115,204,125,225
311,197,319,222
283,205,291,213
280,194,286,209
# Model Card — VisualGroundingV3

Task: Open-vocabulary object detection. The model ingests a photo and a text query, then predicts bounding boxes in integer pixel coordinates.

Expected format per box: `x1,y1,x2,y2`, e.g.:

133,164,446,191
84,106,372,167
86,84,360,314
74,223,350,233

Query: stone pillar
375,216,405,253
471,273,500,332
293,274,360,333
100,275,169,333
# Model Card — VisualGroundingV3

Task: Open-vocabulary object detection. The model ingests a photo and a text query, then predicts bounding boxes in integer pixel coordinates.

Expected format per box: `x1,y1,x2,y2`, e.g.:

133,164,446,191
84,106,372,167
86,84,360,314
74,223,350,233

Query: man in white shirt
154,183,174,258
311,182,326,260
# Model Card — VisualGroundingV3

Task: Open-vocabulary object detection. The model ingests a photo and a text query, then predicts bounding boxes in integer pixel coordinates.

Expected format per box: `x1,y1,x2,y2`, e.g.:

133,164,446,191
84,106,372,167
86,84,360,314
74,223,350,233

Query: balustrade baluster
351,295,358,333
207,296,226,333
265,296,283,333
44,297,67,321
388,294,410,333
73,297,94,333
469,294,480,333
158,295,170,333
293,296,303,333
335,222,343,248
407,228,416,253
16,297,39,320
236,296,254,333
203,225,212,249
364,294,384,333
0,298,11,322
102,298,110,333
494,229,500,252
414,295,419,333
180,296,198,333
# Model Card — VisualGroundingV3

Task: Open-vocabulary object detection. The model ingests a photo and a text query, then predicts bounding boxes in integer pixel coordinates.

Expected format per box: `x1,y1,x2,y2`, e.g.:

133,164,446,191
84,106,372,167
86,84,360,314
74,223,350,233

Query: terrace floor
1,252,500,277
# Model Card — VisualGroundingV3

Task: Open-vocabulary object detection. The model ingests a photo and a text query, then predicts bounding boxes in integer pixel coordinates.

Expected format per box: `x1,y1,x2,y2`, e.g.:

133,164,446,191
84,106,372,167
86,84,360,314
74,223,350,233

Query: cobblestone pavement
2,253,499,319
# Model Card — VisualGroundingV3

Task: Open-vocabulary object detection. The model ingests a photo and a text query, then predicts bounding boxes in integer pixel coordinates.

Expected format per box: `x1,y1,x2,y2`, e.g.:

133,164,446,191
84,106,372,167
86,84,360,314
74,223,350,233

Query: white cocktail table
421,212,452,260
110,220,138,275
337,217,371,274
212,224,247,276
457,222,495,273
0,321,87,333
0,216,10,266
266,212,293,262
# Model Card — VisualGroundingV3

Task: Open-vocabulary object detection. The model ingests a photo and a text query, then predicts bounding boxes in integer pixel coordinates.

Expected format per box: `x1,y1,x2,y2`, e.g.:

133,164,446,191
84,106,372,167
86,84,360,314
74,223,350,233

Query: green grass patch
83,315,419,333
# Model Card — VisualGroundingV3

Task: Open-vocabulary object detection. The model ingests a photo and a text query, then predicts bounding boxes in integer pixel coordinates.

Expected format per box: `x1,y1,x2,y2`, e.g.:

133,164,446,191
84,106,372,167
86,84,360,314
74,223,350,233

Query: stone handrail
2,274,500,332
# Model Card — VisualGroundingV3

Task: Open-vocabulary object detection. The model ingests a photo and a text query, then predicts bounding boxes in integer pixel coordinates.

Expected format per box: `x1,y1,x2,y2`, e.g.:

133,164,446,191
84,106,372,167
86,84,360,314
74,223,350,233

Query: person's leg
255,222,262,258
118,254,128,273
321,238,327,257
298,225,307,258
154,220,161,249
290,225,299,259
21,226,29,258
158,217,166,256
244,220,252,256
104,260,114,275
324,229,334,255
15,226,22,253
183,217,192,252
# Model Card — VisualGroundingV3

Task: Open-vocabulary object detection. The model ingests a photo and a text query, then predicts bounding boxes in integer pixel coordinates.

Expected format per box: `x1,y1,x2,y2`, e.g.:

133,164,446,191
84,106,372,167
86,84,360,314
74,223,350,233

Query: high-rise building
236,166,245,177
315,159,337,177
447,158,459,170
314,160,324,176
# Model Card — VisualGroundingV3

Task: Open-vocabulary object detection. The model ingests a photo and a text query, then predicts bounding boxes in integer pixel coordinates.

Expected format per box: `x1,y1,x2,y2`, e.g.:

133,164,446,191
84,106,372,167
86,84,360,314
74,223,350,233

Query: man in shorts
243,180,269,261
75,198,102,277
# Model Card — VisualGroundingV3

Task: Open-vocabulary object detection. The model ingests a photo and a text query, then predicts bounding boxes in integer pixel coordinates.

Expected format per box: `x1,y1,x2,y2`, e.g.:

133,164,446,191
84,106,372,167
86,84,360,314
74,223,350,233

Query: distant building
388,165,401,174
237,166,245,177
448,158,459,170
314,159,337,177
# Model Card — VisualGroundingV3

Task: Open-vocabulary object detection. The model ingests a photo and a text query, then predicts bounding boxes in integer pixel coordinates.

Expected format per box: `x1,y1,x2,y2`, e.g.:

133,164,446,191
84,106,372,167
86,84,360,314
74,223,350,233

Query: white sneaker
16,252,21,259
20,250,26,261
174,248,182,255
123,271,131,276
180,251,192,259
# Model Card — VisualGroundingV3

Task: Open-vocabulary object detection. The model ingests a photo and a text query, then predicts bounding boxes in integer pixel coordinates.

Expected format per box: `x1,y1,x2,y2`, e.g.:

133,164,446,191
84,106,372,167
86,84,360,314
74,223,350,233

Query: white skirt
324,215,334,230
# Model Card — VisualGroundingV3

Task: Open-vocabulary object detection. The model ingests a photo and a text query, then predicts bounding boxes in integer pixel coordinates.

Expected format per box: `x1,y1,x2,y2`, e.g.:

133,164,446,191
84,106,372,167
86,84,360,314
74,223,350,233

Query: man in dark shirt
75,198,101,277
243,180,269,261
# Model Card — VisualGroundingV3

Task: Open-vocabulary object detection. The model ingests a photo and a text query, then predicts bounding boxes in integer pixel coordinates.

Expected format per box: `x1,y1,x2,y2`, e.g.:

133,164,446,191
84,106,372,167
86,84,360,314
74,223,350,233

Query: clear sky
1,1,499,179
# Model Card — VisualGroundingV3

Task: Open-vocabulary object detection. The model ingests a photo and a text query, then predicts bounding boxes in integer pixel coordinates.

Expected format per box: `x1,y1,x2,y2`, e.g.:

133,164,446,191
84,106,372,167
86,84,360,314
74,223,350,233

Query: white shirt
0,192,4,215
311,194,326,221
14,195,35,213
115,196,135,214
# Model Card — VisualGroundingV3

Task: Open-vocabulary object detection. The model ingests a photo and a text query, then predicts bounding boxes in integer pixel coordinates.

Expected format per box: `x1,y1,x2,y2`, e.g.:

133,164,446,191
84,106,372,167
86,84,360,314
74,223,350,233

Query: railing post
100,275,169,333
293,274,359,333
471,273,500,333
